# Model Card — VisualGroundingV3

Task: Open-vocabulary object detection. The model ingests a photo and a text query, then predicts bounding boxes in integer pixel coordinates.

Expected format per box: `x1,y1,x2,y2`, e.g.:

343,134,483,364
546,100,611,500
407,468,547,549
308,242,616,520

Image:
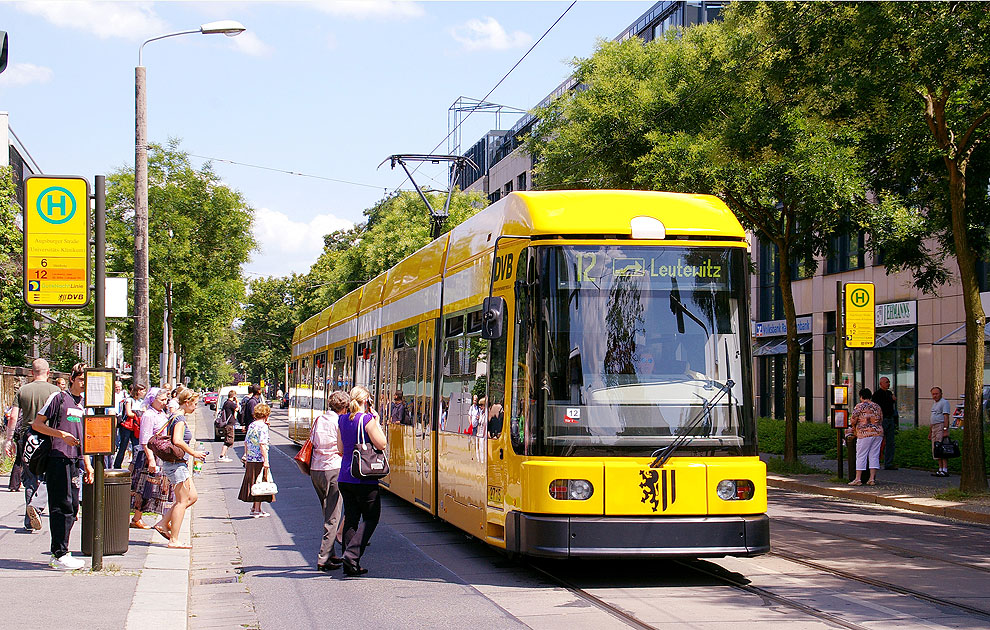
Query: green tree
526,22,870,463
0,167,34,365
105,140,255,388
306,190,487,313
734,1,989,491
236,274,307,387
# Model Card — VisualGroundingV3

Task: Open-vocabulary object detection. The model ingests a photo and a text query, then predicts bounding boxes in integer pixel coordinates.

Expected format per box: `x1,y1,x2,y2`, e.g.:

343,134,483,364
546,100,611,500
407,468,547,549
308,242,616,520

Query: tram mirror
481,296,506,340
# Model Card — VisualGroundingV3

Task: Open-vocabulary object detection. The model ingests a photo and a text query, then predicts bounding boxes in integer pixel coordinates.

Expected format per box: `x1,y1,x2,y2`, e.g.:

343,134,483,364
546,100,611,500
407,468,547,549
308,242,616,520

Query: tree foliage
105,140,255,389
730,0,990,492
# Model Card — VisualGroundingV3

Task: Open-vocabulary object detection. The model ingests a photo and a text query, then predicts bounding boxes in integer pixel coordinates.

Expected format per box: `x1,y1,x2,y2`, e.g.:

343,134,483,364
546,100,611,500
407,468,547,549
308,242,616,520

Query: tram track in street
530,558,876,630
768,548,990,621
771,515,990,575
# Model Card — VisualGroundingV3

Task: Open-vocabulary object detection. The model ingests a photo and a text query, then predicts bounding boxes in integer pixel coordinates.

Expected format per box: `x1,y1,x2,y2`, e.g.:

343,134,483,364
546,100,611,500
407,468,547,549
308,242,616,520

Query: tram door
415,320,435,511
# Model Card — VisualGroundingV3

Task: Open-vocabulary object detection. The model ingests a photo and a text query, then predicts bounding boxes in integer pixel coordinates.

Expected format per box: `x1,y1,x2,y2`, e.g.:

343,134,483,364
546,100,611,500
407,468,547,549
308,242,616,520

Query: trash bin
82,468,131,556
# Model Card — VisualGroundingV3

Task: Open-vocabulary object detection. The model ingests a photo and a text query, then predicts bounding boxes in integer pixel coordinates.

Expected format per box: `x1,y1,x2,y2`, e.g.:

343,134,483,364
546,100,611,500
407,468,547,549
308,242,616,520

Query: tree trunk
946,164,989,493
777,248,800,463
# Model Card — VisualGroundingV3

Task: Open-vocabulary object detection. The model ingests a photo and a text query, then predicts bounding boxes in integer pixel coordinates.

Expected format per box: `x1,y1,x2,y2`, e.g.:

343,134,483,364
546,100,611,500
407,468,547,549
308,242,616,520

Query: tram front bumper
505,512,770,558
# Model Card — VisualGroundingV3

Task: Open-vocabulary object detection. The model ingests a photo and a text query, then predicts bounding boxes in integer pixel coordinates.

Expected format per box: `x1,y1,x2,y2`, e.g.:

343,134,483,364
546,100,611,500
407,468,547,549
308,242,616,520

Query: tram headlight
549,479,594,501
716,479,755,501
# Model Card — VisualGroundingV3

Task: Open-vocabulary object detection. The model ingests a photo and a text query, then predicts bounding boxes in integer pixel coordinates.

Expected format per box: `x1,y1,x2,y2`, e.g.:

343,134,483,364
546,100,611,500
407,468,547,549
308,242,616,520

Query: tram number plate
487,485,503,504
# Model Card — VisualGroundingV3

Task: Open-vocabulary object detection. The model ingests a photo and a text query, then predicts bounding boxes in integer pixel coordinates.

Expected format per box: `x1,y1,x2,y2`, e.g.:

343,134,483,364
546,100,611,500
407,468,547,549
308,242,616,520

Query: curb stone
767,474,990,525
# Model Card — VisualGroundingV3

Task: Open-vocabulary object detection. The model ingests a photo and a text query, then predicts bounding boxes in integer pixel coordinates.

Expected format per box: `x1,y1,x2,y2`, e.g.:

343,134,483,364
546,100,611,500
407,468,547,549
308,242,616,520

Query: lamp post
133,20,246,389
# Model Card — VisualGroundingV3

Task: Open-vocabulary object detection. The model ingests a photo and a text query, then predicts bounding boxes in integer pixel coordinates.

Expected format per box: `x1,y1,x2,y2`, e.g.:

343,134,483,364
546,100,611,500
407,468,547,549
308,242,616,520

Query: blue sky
2,1,651,278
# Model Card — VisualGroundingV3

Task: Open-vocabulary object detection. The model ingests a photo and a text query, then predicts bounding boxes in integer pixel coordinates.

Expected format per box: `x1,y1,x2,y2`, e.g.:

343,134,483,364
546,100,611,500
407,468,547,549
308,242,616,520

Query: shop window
876,329,917,427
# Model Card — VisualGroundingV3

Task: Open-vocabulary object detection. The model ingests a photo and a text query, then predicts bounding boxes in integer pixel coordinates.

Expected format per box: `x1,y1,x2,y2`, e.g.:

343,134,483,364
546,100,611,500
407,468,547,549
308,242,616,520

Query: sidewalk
763,453,990,525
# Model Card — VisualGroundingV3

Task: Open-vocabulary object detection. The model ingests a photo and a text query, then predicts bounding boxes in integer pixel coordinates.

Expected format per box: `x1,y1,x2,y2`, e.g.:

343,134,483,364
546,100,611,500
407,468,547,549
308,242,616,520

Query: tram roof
293,190,744,349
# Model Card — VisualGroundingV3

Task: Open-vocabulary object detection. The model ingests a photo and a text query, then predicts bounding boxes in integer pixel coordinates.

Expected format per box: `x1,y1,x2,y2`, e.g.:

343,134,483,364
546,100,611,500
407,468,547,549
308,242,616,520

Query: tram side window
391,326,417,425
510,248,534,455
356,337,380,408
331,347,346,391
440,311,489,436
289,360,298,407
488,314,507,439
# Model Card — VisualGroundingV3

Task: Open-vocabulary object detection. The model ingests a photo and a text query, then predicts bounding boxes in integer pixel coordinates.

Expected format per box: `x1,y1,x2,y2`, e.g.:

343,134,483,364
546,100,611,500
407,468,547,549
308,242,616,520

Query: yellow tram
289,190,769,558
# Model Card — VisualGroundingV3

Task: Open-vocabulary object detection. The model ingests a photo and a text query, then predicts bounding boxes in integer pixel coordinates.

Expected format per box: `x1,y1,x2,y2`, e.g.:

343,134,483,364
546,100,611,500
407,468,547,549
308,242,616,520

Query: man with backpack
241,384,261,434
4,359,59,533
31,362,94,570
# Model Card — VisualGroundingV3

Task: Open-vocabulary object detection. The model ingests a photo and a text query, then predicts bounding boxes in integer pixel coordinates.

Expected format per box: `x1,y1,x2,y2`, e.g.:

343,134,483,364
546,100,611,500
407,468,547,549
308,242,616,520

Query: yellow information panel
845,282,875,348
23,175,90,308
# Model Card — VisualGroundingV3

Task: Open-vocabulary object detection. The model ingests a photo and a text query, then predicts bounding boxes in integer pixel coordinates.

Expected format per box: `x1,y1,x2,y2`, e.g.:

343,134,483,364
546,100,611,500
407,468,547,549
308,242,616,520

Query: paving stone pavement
188,452,262,630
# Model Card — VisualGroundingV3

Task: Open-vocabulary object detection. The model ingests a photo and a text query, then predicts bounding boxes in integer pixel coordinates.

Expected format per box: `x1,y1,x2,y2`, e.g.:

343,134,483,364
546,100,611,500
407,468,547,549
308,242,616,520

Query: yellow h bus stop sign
23,176,90,308
844,282,875,348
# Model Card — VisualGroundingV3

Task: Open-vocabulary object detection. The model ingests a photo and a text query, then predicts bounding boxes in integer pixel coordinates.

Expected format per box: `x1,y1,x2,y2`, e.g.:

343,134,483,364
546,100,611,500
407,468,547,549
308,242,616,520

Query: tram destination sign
844,282,875,348
23,175,90,308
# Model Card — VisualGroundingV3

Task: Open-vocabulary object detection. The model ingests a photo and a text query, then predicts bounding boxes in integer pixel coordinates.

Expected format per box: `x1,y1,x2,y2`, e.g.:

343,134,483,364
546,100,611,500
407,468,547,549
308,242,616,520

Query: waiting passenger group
255,385,387,576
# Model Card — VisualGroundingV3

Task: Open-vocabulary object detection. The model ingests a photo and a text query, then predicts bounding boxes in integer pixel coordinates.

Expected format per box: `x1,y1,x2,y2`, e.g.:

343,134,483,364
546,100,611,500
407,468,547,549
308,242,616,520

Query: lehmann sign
875,300,916,328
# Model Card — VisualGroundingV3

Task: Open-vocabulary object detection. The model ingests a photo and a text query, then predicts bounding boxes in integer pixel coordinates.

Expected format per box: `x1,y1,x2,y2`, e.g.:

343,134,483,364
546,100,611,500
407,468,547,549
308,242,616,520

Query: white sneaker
26,505,42,530
50,553,84,570
218,456,233,462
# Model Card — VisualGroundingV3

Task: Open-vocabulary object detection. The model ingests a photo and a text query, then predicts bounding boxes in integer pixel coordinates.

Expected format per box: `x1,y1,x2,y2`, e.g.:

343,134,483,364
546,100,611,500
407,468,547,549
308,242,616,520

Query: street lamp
133,20,246,389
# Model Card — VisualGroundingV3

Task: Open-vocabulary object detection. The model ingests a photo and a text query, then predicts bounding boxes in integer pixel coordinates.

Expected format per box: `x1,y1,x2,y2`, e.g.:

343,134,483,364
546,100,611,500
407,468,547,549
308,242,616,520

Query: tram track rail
529,559,875,630
772,516,990,575
769,549,990,621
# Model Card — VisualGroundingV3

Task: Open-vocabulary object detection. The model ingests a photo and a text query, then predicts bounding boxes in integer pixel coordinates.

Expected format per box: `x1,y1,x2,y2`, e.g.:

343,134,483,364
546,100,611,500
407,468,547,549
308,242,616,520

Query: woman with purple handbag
334,386,388,576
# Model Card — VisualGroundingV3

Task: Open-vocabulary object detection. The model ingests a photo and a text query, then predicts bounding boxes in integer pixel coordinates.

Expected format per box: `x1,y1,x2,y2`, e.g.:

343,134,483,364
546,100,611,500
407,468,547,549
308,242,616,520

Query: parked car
203,391,218,410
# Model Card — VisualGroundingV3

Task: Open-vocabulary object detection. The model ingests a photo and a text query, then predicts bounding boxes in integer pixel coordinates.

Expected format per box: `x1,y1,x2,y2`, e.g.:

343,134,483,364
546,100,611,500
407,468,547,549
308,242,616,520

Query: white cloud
0,63,54,87
230,32,273,57
18,1,168,41
248,207,353,277
311,1,424,20
450,17,532,52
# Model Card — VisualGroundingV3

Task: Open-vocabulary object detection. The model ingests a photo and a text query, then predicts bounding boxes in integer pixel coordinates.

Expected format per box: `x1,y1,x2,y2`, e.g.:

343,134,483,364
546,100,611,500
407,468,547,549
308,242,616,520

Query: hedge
758,418,990,473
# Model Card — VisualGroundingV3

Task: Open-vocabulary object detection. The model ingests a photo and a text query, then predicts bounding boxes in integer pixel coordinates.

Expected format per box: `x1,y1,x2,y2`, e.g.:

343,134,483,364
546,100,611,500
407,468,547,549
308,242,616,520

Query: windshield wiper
650,378,734,468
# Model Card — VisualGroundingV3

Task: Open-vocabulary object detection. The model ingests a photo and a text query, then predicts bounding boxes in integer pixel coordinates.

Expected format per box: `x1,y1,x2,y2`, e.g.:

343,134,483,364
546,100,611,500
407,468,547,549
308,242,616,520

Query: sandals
167,543,192,549
251,510,271,518
130,521,152,529
847,480,863,486
866,480,876,486
154,525,171,541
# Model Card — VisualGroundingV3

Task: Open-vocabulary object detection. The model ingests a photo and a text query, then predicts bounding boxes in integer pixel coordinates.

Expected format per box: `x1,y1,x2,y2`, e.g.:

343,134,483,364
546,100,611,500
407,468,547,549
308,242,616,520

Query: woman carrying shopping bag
238,403,275,517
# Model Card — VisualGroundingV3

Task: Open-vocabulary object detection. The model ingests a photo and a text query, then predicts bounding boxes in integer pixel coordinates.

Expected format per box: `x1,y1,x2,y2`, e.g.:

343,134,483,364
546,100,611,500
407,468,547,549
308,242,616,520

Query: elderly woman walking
130,388,174,528
846,388,885,486
239,403,275,517
155,389,207,548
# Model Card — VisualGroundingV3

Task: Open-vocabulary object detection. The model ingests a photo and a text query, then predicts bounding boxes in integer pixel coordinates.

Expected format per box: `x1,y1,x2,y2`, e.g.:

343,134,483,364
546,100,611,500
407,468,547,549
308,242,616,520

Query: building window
758,241,784,320
517,172,527,191
826,232,865,274
503,181,513,195
489,190,501,204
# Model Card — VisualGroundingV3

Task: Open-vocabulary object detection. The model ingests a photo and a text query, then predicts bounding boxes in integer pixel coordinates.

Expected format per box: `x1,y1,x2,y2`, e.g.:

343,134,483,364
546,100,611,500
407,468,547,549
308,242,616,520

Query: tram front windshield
532,245,754,457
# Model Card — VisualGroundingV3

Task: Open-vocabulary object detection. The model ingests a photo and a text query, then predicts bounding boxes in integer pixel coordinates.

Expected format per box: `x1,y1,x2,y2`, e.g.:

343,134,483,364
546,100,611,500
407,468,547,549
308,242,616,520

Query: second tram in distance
289,190,769,558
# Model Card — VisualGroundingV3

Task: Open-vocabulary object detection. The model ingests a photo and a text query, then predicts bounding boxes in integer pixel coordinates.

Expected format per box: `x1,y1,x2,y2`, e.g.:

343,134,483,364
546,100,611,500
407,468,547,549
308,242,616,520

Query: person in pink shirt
310,390,350,572
846,388,885,486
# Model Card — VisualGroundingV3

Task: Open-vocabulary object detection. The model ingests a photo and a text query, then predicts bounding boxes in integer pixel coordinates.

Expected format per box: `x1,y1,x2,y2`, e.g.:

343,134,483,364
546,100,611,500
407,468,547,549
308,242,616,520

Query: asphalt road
192,404,990,630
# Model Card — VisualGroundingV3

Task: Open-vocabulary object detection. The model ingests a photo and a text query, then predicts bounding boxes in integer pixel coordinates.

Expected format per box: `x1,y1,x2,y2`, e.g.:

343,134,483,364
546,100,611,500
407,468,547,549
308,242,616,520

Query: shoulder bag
293,415,319,476
24,430,53,476
148,417,186,463
350,413,389,480
25,395,64,475
251,467,278,496
934,436,961,459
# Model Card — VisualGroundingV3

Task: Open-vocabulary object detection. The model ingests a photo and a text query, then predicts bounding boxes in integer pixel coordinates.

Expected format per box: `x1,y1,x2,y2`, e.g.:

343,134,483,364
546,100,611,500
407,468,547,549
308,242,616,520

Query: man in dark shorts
32,363,94,570
217,390,239,462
